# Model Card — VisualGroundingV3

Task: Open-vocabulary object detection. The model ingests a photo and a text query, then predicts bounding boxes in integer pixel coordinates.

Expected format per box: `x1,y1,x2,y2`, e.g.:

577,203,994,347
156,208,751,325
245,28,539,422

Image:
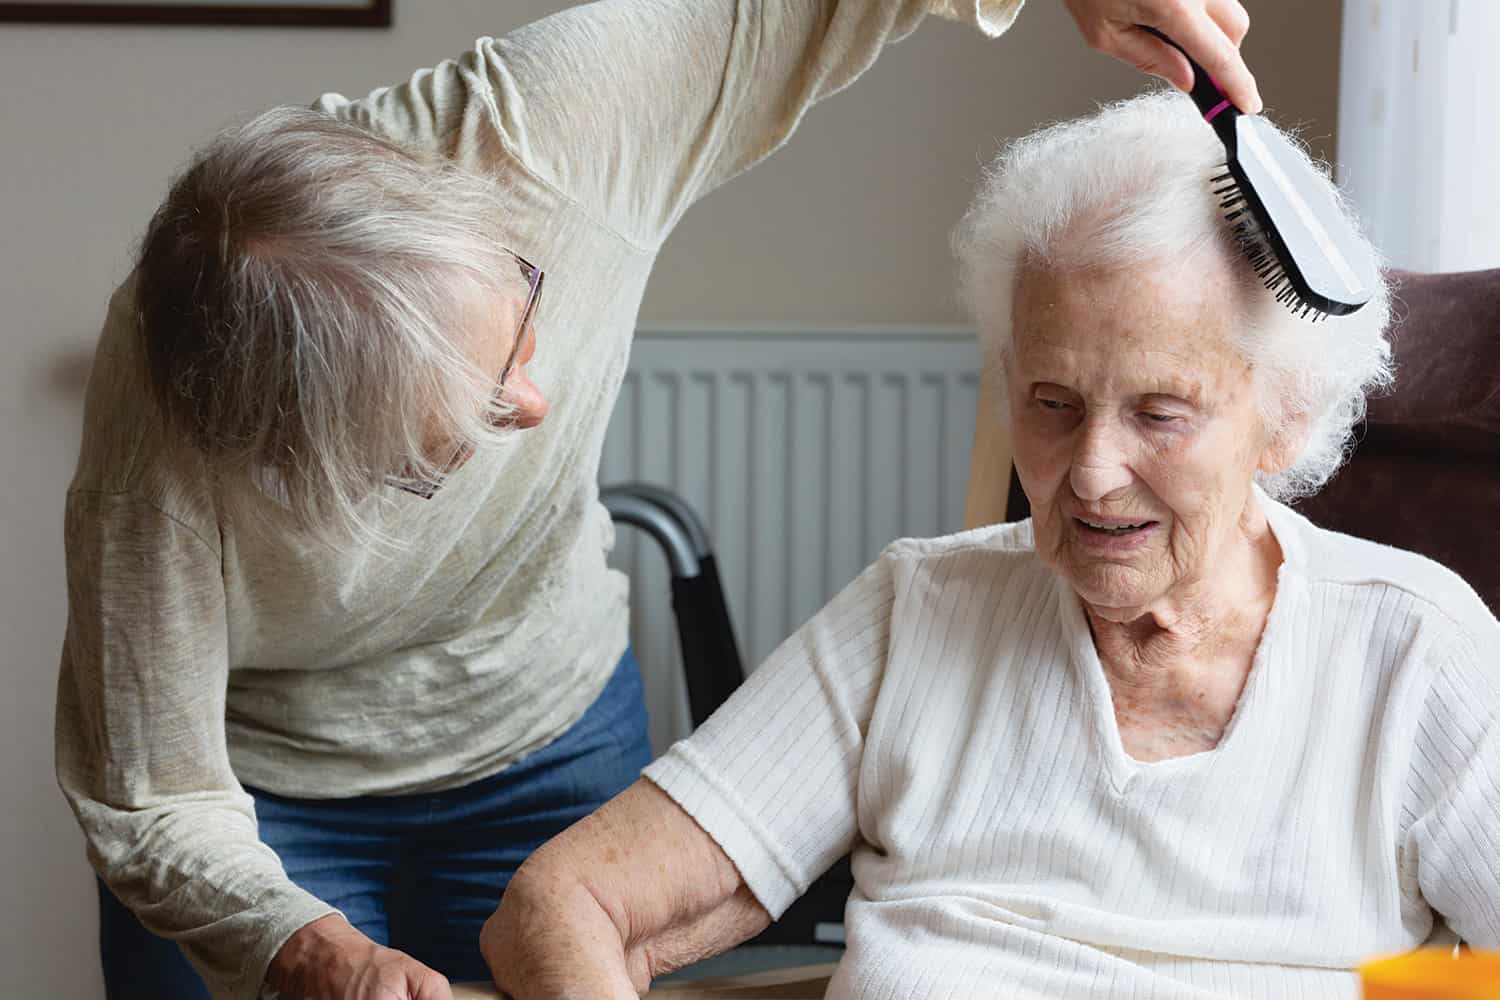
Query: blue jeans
97,649,651,998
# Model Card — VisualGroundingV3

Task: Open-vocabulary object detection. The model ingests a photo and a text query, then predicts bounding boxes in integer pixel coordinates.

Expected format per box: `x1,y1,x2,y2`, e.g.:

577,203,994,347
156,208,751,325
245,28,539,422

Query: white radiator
601,329,982,753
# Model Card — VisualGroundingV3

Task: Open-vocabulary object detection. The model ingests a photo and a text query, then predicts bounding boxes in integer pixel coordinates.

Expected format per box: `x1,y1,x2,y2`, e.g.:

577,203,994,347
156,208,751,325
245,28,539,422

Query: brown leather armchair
964,267,1500,613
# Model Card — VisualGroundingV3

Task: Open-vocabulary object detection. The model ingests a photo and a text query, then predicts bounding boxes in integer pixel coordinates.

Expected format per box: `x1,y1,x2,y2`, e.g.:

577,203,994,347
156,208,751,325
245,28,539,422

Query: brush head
1217,115,1378,318
1136,26,1378,318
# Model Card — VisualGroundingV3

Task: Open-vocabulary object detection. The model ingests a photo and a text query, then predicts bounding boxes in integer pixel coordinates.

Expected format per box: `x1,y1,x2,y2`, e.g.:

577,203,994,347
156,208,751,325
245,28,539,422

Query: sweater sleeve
55,492,334,1000
315,0,1022,248
644,550,900,917
1402,626,1500,948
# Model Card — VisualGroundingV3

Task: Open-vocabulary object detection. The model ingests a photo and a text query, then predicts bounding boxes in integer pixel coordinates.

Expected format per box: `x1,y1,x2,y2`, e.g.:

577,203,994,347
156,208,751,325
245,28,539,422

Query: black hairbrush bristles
1213,167,1327,323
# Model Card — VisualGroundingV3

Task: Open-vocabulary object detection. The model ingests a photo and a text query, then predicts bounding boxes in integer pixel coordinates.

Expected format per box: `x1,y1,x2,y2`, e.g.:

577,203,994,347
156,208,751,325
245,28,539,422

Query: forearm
59,493,336,999
62,758,334,1000
75,798,334,999
483,780,769,998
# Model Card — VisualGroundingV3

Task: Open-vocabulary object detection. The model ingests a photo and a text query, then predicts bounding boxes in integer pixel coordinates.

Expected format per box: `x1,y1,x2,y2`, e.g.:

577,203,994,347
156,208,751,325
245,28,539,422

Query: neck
1084,496,1282,689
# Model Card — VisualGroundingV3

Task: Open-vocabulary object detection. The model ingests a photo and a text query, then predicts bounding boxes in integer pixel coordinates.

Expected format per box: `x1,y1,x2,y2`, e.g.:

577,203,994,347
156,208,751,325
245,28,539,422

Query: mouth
1073,515,1158,538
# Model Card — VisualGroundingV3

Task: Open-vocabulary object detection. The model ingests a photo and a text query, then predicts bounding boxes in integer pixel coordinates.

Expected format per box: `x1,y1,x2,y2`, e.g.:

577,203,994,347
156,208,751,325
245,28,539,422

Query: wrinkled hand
267,914,454,1000
1061,0,1262,114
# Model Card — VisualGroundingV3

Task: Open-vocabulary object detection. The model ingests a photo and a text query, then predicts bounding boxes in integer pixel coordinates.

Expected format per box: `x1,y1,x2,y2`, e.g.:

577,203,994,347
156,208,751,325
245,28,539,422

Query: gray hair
136,105,524,545
951,90,1394,501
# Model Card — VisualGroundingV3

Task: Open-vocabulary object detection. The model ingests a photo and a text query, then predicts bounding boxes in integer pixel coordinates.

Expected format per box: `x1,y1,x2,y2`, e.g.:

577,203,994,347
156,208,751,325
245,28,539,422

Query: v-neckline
1057,502,1299,795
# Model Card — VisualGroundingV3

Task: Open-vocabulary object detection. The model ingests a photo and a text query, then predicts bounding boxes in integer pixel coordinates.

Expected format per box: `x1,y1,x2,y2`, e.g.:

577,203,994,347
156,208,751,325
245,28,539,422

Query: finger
1107,24,1194,93
1151,7,1263,114
1206,0,1251,47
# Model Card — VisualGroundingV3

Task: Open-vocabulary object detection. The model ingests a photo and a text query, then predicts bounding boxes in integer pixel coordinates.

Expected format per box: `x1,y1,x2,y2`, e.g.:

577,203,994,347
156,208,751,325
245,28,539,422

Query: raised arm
316,0,1023,248
481,779,770,998
317,0,1263,252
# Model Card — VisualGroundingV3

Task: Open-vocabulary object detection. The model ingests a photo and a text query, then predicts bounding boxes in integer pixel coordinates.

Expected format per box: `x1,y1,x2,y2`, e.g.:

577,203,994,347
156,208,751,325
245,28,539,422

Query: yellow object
1361,949,1500,999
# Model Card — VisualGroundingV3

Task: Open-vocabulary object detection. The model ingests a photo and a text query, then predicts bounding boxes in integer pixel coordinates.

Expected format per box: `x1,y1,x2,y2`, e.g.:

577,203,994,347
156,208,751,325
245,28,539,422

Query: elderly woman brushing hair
483,91,1500,999
58,3,1272,999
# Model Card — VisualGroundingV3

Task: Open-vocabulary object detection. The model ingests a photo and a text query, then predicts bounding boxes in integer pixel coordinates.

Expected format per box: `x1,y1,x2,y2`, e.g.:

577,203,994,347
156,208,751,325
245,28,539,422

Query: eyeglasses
499,251,544,389
386,249,545,499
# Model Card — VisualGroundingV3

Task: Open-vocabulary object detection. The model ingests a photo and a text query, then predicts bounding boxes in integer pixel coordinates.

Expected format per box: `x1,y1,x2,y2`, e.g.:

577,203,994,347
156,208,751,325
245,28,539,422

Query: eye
1142,411,1179,425
1038,398,1072,411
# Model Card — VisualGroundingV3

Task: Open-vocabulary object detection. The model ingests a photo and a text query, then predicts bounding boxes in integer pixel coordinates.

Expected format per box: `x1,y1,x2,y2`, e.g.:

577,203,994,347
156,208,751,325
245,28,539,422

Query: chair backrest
1292,267,1500,612
962,267,1500,613
962,373,1013,530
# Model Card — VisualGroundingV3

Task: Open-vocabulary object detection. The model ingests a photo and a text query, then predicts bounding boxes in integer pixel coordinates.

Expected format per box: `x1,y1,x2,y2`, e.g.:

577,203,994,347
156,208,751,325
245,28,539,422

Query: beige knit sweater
54,1,1022,997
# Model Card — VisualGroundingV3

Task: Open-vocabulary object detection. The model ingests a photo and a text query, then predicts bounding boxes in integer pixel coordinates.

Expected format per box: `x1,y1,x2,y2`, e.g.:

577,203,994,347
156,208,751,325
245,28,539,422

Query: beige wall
0,2,1339,996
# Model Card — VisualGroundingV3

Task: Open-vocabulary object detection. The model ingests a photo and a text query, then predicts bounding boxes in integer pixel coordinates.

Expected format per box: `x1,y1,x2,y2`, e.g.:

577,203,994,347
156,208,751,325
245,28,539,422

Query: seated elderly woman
479,91,1500,999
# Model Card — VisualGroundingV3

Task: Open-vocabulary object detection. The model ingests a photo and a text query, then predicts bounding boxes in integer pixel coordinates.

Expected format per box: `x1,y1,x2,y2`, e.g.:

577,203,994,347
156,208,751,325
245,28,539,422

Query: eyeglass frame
497,251,545,389
385,249,545,499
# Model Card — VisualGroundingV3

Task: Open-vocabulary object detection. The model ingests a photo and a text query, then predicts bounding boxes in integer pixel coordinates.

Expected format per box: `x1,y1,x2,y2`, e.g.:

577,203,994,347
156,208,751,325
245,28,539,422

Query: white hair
136,106,526,546
951,89,1394,501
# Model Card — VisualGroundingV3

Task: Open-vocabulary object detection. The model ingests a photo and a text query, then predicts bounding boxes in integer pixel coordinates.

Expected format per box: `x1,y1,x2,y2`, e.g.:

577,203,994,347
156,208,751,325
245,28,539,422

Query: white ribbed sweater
645,497,1500,999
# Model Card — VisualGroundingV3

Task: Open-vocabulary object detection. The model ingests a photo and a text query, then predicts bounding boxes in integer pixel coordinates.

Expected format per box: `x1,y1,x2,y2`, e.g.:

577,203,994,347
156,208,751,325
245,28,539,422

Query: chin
1079,597,1154,623
1062,564,1161,618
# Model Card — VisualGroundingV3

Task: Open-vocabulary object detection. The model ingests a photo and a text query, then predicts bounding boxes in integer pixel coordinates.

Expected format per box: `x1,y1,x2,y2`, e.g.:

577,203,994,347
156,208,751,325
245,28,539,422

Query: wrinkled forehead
1009,260,1254,396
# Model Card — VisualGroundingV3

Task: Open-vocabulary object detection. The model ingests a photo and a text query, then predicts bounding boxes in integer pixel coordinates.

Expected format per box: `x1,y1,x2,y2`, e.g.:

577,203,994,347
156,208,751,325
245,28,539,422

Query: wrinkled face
1007,262,1279,619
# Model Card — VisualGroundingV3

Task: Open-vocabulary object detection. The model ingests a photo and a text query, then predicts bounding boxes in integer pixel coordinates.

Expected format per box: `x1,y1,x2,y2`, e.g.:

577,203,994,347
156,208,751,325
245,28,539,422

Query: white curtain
1337,0,1500,272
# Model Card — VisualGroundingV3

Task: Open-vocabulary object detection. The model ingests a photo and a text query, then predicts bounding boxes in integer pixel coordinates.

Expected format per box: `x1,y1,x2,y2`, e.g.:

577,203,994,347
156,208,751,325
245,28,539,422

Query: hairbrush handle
1137,25,1242,141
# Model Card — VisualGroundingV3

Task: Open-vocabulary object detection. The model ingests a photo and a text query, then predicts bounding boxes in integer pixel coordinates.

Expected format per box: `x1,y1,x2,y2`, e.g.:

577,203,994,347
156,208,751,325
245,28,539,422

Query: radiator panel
600,330,982,752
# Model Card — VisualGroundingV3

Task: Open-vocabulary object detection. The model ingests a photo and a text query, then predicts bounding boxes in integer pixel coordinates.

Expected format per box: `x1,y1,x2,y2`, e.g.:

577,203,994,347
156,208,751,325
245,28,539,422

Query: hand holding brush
1061,0,1263,115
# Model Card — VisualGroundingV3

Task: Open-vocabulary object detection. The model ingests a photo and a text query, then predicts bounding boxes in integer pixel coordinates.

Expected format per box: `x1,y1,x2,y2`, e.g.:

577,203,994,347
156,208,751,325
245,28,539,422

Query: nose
503,375,549,429
489,367,547,429
495,325,548,429
1068,418,1133,502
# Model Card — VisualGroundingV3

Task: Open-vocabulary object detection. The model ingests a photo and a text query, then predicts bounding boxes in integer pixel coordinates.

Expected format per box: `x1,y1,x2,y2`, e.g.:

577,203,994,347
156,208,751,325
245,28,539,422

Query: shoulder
71,274,153,493
880,517,1038,566
876,518,1054,608
1268,500,1498,662
70,274,219,540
